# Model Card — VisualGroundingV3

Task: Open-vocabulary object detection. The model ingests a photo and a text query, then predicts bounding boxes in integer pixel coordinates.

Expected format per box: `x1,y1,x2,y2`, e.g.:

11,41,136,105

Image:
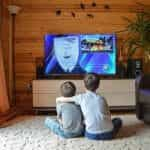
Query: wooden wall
8,0,150,113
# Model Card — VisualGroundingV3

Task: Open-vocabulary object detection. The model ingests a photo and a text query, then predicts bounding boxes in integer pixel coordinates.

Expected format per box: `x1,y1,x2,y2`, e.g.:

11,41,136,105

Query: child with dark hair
45,81,84,138
57,73,122,140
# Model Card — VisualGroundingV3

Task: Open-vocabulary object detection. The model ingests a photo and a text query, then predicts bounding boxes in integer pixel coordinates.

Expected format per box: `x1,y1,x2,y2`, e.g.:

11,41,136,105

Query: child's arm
56,97,74,103
101,97,111,117
56,104,62,124
56,94,82,106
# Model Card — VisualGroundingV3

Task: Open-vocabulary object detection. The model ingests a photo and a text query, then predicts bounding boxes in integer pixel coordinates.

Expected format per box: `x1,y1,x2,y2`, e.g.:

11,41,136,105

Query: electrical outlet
27,82,32,92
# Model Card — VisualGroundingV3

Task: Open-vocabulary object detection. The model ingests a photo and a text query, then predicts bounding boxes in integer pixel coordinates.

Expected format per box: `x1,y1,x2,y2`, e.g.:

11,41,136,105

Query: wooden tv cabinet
32,79,135,111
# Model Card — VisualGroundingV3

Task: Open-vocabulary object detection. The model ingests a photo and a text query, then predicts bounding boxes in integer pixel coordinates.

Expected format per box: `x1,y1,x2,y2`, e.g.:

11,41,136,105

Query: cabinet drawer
38,94,56,107
101,92,135,106
99,80,131,93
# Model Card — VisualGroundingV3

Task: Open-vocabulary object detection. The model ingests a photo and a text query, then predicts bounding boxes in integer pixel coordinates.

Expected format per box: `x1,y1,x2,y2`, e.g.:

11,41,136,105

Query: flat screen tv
44,34,117,76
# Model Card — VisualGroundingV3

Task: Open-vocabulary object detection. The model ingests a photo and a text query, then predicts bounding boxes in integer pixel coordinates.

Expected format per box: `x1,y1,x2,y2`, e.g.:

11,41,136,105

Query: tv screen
44,34,116,76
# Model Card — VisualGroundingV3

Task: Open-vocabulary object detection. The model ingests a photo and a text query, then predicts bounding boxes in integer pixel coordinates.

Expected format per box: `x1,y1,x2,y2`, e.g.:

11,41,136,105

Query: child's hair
60,81,76,97
84,73,100,91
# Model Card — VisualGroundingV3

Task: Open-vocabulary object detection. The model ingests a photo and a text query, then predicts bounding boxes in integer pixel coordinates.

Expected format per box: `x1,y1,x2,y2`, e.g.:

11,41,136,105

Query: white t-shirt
72,91,113,134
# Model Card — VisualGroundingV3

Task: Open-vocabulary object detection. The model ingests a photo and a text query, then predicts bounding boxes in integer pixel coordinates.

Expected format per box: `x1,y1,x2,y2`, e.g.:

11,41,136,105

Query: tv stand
32,79,135,112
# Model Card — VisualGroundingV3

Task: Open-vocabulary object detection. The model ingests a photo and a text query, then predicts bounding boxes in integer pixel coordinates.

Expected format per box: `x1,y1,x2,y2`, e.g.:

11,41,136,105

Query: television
44,34,117,77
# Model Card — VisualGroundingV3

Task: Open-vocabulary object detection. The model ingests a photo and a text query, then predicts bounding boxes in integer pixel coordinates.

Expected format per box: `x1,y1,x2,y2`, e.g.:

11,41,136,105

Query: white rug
0,115,150,150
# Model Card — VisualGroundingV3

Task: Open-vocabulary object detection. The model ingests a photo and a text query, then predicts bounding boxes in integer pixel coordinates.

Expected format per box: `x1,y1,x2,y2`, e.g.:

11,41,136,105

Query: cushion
139,89,150,104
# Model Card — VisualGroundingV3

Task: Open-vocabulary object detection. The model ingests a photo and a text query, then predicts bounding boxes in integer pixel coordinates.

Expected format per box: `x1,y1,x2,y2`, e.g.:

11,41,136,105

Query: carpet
0,115,150,150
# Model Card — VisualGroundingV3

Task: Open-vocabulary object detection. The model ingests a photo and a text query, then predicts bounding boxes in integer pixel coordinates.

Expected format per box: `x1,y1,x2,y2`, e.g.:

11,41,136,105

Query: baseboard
110,105,135,111
32,106,136,115
33,107,56,115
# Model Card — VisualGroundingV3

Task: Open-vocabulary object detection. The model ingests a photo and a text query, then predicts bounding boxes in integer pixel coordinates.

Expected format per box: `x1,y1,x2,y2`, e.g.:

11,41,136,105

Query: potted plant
122,8,150,75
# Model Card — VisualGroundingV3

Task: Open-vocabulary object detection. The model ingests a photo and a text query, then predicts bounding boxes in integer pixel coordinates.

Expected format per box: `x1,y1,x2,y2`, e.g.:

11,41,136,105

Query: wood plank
11,0,150,5
16,80,33,92
14,4,150,13
15,12,135,25
15,62,36,72
15,25,125,37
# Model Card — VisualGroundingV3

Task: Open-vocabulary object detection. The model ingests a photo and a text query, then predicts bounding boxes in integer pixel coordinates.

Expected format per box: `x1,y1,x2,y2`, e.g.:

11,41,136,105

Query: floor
0,115,150,150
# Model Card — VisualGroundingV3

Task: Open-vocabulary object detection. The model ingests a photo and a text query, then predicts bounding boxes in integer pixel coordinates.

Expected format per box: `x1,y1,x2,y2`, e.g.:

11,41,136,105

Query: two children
45,73,122,140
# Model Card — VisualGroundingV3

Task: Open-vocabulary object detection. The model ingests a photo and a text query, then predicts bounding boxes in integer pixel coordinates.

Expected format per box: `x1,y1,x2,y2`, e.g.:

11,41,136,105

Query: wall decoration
56,10,61,16
80,3,85,9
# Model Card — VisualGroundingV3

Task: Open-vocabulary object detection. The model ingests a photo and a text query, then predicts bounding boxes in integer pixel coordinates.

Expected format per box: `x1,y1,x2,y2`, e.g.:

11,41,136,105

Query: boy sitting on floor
45,81,84,138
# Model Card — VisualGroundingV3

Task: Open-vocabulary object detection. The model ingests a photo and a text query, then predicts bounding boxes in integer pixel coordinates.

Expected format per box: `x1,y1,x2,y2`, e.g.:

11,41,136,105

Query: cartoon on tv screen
44,34,116,75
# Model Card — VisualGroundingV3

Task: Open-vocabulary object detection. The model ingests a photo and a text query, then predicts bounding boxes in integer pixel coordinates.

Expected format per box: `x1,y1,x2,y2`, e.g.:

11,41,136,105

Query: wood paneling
3,0,148,113
11,0,150,5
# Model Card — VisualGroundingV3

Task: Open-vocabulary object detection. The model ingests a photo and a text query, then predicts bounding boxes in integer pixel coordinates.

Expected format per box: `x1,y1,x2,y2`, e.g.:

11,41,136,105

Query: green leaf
122,9,150,60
